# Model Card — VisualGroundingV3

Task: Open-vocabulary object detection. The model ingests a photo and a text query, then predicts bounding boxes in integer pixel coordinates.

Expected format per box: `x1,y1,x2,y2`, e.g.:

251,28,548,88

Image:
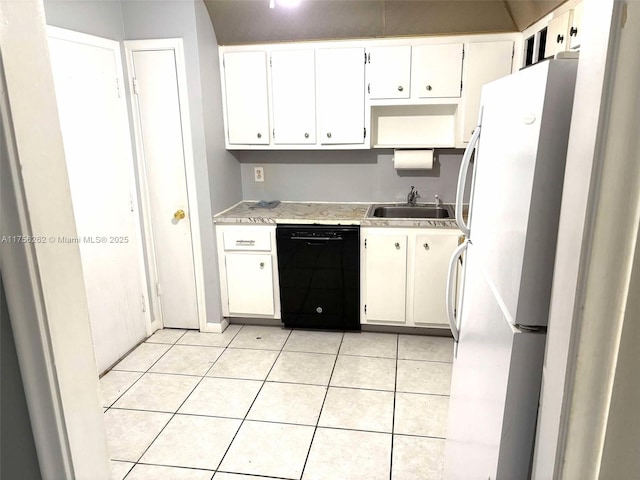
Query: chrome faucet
407,186,418,206
435,194,441,207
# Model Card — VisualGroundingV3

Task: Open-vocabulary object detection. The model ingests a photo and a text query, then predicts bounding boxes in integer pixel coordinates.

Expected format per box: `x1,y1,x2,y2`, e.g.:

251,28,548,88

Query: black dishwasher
276,225,360,330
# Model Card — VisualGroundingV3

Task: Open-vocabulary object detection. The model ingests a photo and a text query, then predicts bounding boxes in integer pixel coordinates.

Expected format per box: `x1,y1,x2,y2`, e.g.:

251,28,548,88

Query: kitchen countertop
213,201,461,228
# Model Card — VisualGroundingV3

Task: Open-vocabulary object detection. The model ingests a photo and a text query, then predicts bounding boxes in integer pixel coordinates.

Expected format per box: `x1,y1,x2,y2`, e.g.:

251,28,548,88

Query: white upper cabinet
223,51,270,145
317,47,366,145
460,41,514,142
412,43,464,98
367,46,412,99
544,10,571,59
270,49,316,145
568,1,584,50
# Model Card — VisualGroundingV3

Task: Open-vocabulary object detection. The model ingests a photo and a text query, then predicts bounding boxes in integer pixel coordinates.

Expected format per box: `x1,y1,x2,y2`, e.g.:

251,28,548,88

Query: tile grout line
297,330,346,480
212,327,295,475
390,333,400,480
120,325,245,479
104,329,190,410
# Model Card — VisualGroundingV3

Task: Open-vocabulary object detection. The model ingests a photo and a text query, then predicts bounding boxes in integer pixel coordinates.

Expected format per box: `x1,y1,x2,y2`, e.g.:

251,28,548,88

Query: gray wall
0,278,42,480
44,0,125,40
236,149,464,203
194,1,242,214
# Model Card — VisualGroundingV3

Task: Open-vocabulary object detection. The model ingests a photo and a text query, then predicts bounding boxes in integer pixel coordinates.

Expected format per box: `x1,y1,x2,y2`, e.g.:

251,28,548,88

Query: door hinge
156,282,162,296
364,50,367,64
222,57,225,68
141,294,146,313
273,129,275,139
460,80,463,93
129,193,134,212
364,127,366,139
367,83,370,94
364,305,367,314
367,52,370,63
115,78,121,98
364,238,367,248
462,46,465,60
132,77,139,95
270,56,272,67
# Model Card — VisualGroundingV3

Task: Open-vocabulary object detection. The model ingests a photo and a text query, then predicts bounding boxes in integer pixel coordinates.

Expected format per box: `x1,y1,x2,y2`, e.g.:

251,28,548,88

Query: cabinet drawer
223,230,272,251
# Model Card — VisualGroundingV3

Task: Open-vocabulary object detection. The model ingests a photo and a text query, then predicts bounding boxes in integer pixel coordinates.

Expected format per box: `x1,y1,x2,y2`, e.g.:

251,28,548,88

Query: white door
128,46,199,329
223,51,270,145
47,28,147,374
363,232,407,323
413,233,460,326
545,10,571,58
271,49,316,144
412,43,464,98
367,45,412,99
317,47,366,145
569,1,584,50
225,254,275,316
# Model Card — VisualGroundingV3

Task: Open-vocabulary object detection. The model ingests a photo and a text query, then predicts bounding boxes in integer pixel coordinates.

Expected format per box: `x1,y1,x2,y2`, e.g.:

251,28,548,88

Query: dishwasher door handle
290,236,344,242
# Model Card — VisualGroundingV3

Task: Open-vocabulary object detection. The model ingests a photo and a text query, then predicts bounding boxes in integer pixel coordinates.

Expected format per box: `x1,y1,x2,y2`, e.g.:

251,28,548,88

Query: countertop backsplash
233,149,468,204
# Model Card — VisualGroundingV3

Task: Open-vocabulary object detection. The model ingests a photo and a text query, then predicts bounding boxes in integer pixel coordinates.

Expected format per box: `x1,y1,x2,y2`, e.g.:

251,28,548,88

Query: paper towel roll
393,149,434,170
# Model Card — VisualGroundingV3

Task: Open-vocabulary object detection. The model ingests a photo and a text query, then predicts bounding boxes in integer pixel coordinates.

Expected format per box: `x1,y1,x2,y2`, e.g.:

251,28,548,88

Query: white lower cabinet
225,254,274,316
215,225,280,319
413,233,460,327
363,233,407,323
362,227,462,329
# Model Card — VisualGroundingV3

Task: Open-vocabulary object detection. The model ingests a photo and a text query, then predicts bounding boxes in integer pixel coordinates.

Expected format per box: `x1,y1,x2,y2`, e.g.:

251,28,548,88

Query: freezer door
445,246,546,480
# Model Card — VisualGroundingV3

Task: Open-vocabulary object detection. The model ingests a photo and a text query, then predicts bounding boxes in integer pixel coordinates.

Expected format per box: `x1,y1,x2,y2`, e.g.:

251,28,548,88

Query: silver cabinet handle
304,132,309,139
398,85,404,92
394,242,400,249
423,243,430,250
257,132,262,139
259,262,265,268
426,85,433,91
327,132,332,138
236,240,256,246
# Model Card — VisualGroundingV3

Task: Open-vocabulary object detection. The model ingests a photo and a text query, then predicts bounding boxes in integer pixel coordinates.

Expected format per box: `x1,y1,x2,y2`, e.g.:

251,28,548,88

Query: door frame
47,26,153,339
123,38,207,332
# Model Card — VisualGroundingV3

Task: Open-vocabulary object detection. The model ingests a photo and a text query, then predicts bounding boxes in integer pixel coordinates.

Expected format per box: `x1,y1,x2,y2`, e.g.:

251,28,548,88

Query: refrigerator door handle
455,123,482,237
446,239,468,342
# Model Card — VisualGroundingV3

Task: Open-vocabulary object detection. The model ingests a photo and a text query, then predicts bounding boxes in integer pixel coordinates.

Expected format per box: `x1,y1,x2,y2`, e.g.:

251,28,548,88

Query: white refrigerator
443,58,578,479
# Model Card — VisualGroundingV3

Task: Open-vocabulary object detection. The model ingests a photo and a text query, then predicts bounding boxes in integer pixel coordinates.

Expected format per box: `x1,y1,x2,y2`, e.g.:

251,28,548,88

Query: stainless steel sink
368,204,454,219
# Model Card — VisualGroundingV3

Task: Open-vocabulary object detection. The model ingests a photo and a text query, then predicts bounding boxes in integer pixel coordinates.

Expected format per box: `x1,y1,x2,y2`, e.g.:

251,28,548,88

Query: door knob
174,209,186,220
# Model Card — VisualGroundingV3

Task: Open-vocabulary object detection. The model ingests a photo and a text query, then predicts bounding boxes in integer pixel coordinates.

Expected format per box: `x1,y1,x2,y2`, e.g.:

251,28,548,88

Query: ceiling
204,0,567,46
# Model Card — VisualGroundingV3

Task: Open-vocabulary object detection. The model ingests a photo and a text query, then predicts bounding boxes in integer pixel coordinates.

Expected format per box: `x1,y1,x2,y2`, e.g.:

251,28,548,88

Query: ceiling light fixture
269,0,302,9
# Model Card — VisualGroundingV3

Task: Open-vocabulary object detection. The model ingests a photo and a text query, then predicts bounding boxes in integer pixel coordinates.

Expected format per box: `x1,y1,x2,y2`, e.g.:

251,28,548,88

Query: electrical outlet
254,166,264,182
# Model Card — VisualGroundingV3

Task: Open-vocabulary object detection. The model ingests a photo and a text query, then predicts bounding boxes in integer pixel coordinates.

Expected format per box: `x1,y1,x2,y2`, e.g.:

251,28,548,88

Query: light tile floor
103,325,453,480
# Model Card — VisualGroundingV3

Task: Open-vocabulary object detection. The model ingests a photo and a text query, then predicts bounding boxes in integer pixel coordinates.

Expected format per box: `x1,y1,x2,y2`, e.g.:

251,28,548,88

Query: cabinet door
364,234,407,323
225,253,274,316
569,1,584,50
223,51,270,145
412,43,463,98
317,47,366,145
544,10,571,59
461,41,514,142
413,234,460,326
271,50,316,145
367,45,411,99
